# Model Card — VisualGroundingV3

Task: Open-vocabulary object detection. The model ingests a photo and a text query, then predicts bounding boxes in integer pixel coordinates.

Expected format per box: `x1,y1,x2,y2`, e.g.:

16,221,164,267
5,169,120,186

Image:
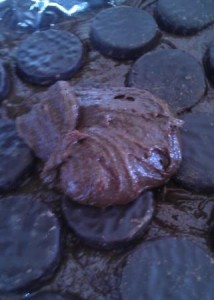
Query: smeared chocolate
17,82,182,207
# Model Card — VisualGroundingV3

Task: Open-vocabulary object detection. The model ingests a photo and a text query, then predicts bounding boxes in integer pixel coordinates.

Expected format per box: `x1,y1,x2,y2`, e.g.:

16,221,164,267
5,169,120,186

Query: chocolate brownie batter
17,82,182,207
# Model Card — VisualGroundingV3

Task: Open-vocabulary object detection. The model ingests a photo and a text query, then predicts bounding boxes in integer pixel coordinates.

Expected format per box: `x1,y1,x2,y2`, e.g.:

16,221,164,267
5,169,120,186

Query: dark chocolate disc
16,29,84,85
0,119,34,192
62,191,155,249
90,6,159,60
204,39,214,84
0,196,61,292
174,113,214,193
156,0,214,35
121,238,214,300
128,49,206,113
0,63,9,102
30,291,80,300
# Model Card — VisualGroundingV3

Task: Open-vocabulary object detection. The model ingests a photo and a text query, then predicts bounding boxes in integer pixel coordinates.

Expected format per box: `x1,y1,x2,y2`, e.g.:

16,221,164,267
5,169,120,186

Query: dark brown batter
17,82,182,207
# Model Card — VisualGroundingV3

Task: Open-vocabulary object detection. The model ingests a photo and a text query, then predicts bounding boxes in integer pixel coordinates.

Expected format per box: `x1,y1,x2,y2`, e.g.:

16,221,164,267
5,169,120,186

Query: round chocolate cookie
16,29,84,85
128,49,206,113
90,6,159,60
174,113,214,193
62,191,155,250
121,238,214,300
156,0,214,35
0,62,9,102
0,119,34,192
0,196,61,292
29,291,80,300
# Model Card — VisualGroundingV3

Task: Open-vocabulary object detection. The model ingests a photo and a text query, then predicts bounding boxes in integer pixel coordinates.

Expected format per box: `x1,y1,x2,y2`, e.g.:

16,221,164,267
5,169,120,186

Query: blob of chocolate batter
17,82,182,207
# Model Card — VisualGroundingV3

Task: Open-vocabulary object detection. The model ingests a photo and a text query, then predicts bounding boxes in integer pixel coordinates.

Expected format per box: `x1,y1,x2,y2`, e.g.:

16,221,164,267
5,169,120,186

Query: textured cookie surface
0,119,34,192
90,6,159,60
0,196,61,292
175,113,214,193
62,191,155,249
16,29,84,85
17,82,182,207
156,0,214,35
128,49,206,113
121,238,214,300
